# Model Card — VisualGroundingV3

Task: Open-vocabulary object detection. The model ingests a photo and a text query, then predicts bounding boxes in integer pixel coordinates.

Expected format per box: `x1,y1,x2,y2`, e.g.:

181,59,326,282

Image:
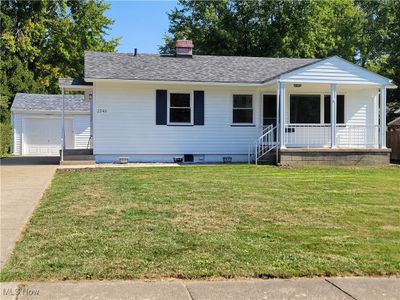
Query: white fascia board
279,79,384,85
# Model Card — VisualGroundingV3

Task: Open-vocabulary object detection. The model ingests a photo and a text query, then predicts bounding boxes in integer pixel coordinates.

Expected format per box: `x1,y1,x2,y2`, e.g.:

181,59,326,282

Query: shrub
0,122,12,157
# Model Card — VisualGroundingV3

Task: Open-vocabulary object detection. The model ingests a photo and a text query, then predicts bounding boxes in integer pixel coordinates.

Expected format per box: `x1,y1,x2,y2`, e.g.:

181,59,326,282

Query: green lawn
1,165,399,281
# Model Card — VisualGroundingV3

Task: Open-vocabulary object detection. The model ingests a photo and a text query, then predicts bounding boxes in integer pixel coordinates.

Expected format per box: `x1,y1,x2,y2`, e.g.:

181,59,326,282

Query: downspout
61,87,65,162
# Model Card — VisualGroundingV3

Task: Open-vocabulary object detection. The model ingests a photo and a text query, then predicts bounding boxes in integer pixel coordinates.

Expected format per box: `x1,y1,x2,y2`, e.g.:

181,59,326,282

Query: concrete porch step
258,152,277,165
60,160,95,165
63,155,94,161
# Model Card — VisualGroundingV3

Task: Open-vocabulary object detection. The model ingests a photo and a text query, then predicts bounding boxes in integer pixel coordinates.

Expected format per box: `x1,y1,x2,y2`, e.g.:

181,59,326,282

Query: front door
263,94,277,127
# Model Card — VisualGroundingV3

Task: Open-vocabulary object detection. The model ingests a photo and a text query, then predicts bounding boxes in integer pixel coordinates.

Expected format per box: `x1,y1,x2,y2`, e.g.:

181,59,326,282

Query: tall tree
161,0,364,61
0,0,119,121
161,0,399,117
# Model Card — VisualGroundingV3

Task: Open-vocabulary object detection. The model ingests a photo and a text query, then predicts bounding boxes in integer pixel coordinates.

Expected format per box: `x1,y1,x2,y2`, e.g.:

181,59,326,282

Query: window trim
231,93,255,125
167,91,194,125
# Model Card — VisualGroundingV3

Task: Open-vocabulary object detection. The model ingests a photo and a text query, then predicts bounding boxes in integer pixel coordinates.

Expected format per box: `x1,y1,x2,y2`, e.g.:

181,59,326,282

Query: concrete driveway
0,157,58,268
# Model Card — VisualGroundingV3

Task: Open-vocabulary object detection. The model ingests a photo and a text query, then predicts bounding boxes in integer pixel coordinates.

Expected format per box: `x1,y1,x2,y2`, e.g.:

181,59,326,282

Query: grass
1,165,399,281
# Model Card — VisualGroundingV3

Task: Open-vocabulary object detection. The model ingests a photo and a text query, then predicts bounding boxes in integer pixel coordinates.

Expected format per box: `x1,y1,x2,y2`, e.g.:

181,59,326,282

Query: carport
59,78,93,161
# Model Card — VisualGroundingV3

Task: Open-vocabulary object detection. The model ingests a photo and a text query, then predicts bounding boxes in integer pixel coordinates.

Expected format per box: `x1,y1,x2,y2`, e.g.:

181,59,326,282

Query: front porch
252,68,394,165
249,56,397,165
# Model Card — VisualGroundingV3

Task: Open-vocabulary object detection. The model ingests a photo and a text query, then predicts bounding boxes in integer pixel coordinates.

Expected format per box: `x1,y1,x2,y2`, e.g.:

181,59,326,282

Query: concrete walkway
0,278,399,300
0,158,57,268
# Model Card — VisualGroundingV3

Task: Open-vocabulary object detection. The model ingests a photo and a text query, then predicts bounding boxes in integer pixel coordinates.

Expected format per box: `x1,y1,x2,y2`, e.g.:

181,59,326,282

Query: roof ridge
85,50,320,61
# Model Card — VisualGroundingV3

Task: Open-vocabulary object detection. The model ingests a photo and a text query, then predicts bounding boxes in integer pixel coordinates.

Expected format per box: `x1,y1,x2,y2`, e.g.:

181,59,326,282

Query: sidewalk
1,277,399,300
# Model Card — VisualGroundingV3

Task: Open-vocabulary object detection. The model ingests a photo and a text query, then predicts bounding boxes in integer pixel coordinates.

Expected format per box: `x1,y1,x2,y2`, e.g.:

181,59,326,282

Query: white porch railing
248,124,277,164
284,124,380,148
284,124,331,148
336,125,379,148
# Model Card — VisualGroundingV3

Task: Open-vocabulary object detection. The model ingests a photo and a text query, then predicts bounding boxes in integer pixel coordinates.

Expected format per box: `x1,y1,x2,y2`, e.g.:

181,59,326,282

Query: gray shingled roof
11,93,89,112
85,51,319,83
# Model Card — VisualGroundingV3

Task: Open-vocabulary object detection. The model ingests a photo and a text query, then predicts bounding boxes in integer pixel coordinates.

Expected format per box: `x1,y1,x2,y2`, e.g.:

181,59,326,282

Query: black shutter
156,90,167,125
194,90,204,125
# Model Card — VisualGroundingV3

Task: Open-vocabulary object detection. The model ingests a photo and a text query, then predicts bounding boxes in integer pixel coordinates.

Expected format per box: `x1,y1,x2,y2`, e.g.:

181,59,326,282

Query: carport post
61,87,65,162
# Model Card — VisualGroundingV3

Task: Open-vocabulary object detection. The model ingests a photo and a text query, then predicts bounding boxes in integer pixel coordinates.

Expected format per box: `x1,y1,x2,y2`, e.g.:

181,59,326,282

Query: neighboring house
388,108,400,126
21,40,399,165
11,93,91,156
388,108,400,161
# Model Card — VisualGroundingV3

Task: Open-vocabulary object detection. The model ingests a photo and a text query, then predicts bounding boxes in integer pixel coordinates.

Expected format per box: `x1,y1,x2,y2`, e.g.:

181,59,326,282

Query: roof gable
280,56,393,85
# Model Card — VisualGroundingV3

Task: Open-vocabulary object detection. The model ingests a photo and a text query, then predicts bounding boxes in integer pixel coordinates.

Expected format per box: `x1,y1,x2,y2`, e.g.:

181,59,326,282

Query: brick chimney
175,39,193,58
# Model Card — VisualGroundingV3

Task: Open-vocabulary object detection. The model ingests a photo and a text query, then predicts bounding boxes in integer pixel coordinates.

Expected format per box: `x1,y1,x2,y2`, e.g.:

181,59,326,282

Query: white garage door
23,118,74,156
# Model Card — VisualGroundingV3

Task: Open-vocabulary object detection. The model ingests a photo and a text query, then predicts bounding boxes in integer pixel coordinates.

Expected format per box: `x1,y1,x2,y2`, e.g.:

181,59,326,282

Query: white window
233,94,253,124
168,92,192,124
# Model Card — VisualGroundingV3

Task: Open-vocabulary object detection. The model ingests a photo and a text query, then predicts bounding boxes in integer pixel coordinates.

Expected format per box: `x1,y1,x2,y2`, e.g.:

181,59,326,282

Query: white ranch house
13,40,397,165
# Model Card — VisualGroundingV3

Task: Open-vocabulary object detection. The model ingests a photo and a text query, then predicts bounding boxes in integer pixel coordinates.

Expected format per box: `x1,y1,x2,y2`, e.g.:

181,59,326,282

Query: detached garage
11,93,91,156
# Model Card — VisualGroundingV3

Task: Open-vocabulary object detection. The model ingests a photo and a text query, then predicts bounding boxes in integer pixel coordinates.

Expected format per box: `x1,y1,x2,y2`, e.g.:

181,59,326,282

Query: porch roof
59,78,93,90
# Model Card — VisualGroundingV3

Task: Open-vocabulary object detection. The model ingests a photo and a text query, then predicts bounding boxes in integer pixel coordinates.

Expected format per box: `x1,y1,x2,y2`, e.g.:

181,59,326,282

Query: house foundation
280,148,391,166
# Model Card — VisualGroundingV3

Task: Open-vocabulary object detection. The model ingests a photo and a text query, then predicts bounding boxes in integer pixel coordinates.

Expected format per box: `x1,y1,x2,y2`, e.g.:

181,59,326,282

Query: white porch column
380,86,387,148
61,87,65,162
279,82,286,148
330,84,337,148
275,83,280,161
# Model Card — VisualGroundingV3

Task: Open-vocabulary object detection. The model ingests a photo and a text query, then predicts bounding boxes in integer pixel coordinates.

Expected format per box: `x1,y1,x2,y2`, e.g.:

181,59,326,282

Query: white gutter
84,77,278,88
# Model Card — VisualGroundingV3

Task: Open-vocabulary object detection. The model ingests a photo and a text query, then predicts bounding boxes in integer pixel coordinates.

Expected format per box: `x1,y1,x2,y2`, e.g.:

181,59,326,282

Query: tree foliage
162,0,400,116
0,0,119,122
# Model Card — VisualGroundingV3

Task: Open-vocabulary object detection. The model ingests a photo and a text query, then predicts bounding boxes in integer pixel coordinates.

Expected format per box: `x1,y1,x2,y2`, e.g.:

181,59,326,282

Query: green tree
0,0,118,154
162,0,399,118
161,0,364,61
0,0,119,119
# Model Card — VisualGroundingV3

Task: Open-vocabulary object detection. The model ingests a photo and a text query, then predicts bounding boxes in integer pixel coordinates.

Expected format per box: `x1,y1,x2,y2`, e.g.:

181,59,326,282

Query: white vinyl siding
93,82,261,155
73,116,91,148
12,114,22,155
92,81,382,161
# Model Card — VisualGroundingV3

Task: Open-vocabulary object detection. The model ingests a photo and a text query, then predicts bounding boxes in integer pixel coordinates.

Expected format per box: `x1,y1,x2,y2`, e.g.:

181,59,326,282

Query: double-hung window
233,94,253,124
168,92,192,124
